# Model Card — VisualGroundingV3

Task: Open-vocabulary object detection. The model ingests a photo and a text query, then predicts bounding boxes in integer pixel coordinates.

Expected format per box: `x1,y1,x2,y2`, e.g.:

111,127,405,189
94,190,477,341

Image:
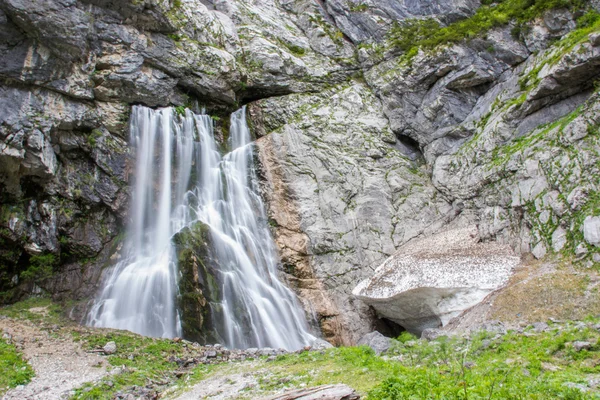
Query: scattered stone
463,361,476,369
590,32,600,46
563,382,589,392
587,376,600,388
583,216,600,247
310,339,333,350
541,362,561,372
572,341,593,352
532,322,549,333
205,350,217,358
103,341,117,355
479,321,507,335
357,331,393,355
421,328,446,341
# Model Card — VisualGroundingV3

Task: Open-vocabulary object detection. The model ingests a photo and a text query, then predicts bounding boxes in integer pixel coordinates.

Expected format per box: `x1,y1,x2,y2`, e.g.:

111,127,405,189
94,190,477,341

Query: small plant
174,105,187,116
20,253,57,283
0,338,34,395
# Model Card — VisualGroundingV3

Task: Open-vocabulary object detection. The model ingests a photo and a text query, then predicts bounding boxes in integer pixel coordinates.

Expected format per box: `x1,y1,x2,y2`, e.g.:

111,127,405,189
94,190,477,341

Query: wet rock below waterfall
353,227,520,335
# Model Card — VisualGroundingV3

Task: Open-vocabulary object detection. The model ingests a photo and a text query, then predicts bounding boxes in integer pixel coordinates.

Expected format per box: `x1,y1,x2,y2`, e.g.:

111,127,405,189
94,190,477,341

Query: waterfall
87,105,314,350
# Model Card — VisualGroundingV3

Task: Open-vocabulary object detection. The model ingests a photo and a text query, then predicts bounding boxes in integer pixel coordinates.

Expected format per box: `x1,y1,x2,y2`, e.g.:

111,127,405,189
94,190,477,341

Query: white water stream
87,106,314,350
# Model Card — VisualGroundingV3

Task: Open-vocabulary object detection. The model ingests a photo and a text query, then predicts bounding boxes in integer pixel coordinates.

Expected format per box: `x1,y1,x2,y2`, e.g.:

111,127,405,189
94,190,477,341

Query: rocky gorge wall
2,0,600,345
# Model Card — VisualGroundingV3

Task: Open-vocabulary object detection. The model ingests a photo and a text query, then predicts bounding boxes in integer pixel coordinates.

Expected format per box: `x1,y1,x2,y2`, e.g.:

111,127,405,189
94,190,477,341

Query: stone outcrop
353,227,519,334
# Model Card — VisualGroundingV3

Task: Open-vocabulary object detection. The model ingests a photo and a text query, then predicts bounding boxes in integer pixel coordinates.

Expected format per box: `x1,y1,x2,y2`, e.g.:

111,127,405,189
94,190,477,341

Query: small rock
310,338,333,351
103,341,117,355
463,361,476,369
563,382,589,392
532,322,549,333
246,348,259,356
173,337,181,343
574,322,587,331
205,350,217,358
590,32,600,46
258,348,275,356
587,376,600,388
583,216,600,246
572,341,593,352
421,328,446,341
479,321,507,335
357,331,393,355
541,362,561,372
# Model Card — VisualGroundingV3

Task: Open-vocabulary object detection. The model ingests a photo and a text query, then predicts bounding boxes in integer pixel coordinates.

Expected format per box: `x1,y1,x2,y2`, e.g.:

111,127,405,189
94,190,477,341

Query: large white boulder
352,227,519,335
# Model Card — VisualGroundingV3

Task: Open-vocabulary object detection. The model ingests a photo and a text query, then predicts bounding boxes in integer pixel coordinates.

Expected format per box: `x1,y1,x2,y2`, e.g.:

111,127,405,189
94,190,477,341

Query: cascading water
87,105,314,350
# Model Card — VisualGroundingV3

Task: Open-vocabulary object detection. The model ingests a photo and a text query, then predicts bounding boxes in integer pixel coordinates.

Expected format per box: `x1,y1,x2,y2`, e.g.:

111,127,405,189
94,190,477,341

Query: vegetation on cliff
389,0,596,59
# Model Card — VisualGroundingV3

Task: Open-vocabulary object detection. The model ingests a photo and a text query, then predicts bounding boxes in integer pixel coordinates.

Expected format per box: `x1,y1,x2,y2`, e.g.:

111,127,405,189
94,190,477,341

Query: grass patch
388,0,591,62
0,338,34,395
70,330,211,400
0,297,65,325
176,322,600,399
490,262,600,323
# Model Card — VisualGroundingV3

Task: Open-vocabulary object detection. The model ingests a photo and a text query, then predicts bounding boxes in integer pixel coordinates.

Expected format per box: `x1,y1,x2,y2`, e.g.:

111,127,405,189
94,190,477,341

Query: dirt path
1,313,108,400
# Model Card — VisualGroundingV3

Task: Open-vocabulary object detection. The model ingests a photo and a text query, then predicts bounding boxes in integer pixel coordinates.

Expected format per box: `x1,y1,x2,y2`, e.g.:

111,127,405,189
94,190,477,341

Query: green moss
282,41,306,57
0,338,34,395
87,129,102,148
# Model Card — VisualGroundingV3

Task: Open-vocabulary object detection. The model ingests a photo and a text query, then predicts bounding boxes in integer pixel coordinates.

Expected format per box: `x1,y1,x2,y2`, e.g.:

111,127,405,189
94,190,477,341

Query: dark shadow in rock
373,316,404,338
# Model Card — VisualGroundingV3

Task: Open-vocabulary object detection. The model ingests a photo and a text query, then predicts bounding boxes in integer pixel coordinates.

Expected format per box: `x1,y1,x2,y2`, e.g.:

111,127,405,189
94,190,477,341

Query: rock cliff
2,0,600,344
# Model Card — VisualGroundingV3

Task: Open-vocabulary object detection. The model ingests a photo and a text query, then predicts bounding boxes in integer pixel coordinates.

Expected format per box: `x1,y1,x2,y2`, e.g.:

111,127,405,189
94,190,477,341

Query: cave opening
374,317,405,338
394,134,424,161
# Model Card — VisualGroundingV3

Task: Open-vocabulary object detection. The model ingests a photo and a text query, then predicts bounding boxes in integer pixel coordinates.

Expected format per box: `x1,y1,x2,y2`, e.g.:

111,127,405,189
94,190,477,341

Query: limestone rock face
0,0,357,302
323,0,481,43
353,227,519,334
253,82,455,343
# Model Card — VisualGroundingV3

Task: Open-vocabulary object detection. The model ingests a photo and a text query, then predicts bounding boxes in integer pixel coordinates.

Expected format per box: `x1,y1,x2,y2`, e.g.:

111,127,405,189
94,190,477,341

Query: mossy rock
173,222,222,344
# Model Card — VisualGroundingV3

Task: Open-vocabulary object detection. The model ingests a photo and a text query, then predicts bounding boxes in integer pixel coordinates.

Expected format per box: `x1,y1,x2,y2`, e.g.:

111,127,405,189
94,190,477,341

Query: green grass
169,322,600,399
388,0,590,62
0,338,34,395
2,298,600,398
0,297,64,324
70,330,212,400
